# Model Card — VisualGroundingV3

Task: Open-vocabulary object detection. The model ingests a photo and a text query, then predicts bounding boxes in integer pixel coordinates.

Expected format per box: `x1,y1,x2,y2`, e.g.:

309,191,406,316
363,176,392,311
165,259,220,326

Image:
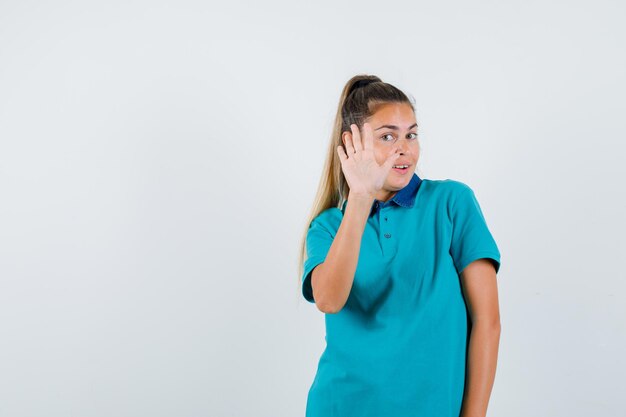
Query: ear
341,131,349,147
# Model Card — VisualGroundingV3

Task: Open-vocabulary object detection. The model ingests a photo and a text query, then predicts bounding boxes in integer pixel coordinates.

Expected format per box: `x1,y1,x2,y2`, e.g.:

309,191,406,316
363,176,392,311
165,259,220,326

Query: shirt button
384,233,391,238
384,217,388,221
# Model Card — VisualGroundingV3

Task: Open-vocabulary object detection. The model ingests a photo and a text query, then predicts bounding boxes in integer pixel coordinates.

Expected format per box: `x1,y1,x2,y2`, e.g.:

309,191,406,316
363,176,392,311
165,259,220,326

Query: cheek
411,142,420,156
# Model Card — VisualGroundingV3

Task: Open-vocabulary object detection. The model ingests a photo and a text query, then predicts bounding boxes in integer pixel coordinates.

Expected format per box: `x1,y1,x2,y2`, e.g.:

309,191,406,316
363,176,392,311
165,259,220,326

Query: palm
337,122,400,199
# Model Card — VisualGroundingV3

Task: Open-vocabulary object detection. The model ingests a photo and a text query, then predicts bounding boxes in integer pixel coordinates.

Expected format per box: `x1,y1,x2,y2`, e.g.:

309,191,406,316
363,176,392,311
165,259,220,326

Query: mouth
392,164,411,174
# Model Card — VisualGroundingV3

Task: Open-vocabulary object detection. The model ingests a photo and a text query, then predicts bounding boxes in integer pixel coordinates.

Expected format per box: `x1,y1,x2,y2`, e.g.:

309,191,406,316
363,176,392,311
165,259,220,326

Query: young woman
298,74,502,417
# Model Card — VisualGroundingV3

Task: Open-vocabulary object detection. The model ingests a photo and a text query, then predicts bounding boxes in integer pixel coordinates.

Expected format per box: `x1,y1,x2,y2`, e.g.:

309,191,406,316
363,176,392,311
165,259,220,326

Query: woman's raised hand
336,122,400,200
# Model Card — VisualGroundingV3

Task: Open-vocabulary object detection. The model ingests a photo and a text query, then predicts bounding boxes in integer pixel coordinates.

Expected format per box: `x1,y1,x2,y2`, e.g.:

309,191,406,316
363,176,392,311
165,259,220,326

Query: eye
407,132,418,140
381,133,395,142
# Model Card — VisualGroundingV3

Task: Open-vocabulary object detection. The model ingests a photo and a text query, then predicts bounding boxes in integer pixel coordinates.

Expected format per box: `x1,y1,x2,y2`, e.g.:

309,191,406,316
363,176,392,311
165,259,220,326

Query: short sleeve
449,184,501,275
301,211,338,303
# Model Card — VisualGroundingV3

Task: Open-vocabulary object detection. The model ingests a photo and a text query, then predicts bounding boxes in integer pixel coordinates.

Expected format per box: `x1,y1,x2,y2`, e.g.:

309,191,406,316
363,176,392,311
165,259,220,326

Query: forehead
367,103,416,127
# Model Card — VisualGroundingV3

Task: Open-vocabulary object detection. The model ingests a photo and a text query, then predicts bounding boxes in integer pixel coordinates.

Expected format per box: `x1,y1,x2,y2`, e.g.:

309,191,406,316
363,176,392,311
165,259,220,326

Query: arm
311,193,373,313
310,122,400,313
459,258,501,417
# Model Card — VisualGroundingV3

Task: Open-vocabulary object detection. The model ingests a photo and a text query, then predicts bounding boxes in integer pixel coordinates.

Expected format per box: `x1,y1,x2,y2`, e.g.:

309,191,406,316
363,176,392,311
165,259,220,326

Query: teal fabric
301,173,501,417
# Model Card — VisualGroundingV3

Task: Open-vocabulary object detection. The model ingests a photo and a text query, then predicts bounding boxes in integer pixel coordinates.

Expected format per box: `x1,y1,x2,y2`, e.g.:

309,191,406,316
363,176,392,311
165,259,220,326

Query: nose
395,136,411,154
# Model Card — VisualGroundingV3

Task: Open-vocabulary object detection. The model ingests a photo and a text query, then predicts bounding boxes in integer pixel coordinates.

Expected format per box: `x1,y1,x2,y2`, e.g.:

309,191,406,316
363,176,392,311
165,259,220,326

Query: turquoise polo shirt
301,173,501,417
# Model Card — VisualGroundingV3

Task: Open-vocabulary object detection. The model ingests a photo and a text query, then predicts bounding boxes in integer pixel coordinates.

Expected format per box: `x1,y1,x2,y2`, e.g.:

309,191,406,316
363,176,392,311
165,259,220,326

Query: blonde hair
297,74,416,294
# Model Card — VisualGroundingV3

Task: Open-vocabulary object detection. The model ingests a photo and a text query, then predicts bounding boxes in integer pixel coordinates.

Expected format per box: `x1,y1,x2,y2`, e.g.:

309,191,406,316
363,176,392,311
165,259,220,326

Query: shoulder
420,178,475,206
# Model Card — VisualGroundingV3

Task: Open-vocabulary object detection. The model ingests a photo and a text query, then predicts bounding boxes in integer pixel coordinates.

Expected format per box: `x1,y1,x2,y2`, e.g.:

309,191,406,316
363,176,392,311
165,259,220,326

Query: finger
351,124,363,152
383,149,401,170
336,145,347,163
362,122,374,151
344,131,356,156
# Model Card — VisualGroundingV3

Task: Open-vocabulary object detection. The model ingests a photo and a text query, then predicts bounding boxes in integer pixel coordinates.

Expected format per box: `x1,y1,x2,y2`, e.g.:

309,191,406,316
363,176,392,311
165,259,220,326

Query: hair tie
353,79,376,90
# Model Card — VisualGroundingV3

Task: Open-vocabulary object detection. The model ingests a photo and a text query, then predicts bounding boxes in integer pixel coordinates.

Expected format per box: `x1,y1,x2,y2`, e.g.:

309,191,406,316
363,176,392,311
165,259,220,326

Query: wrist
347,192,375,210
348,191,375,202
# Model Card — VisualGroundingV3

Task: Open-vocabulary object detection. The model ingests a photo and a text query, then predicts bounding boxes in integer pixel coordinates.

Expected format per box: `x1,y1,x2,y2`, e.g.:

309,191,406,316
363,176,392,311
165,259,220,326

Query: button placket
380,207,394,247
379,206,396,257
380,206,391,238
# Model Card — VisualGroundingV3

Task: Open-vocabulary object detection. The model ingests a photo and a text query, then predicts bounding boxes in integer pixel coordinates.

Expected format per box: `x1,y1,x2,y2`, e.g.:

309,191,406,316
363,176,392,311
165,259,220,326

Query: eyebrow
374,123,418,131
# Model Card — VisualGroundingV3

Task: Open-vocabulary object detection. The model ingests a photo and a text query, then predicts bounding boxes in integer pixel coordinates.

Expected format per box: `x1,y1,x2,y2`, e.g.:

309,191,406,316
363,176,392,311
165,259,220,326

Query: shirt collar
340,173,422,216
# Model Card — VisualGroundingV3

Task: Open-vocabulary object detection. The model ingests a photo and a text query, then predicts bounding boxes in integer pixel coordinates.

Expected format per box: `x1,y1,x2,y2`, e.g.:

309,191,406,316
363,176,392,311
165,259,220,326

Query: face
342,102,420,202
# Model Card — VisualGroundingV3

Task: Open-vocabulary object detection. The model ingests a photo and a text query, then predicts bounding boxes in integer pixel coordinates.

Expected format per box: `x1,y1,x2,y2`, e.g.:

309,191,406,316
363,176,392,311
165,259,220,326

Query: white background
1,1,624,416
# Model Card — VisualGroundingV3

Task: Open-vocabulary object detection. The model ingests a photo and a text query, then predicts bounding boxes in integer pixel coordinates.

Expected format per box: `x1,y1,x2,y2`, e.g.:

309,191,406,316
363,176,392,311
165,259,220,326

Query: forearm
459,321,501,417
313,193,373,313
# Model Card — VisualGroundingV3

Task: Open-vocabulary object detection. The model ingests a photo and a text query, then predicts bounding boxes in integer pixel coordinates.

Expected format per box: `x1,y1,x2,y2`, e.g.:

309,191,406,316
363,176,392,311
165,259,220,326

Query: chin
391,171,413,181
386,177,410,190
